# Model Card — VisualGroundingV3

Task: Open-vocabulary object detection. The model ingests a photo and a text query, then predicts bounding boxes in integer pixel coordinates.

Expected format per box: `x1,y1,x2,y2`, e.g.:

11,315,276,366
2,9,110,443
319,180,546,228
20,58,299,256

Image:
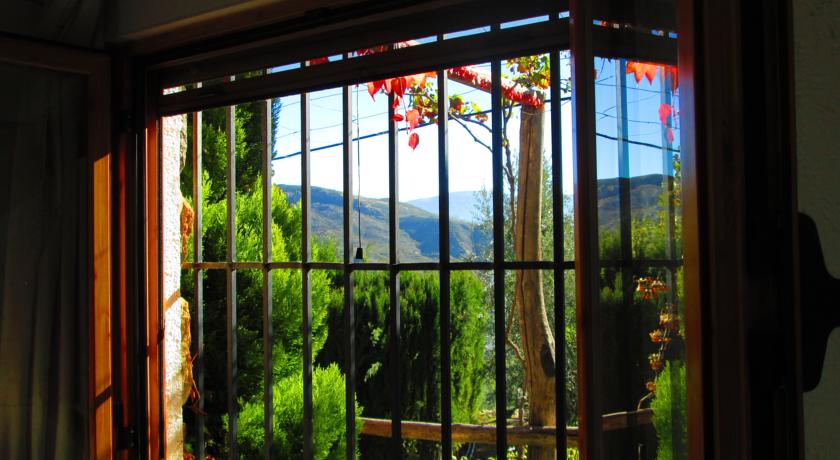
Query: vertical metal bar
570,0,603,457
615,58,637,454
191,109,206,460
301,92,314,460
387,90,403,460
342,85,356,460
549,47,567,453
225,103,239,459
661,72,677,290
261,98,274,460
437,64,453,457
490,56,507,458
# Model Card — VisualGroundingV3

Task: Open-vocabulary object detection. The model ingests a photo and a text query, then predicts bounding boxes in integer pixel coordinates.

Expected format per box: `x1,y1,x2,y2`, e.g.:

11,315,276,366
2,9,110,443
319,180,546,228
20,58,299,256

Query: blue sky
269,55,678,202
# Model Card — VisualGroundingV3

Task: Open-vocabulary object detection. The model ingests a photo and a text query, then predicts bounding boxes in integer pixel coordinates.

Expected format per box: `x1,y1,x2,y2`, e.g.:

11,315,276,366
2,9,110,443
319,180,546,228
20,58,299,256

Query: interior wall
0,0,104,48
107,0,253,42
793,0,840,458
105,0,364,46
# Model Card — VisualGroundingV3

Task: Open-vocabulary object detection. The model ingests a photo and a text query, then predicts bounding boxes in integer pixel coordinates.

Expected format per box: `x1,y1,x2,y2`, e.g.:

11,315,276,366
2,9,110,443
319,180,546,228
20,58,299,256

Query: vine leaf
626,61,659,84
658,103,672,126
408,132,419,150
405,109,420,131
368,80,384,100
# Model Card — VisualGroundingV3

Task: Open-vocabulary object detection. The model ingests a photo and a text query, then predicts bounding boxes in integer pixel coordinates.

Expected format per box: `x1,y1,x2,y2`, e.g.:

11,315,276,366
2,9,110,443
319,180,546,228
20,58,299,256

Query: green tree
181,104,357,458
316,270,488,459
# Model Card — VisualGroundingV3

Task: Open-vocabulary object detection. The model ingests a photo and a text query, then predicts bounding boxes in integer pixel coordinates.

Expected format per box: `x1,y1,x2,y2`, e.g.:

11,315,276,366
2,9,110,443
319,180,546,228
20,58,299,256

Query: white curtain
0,62,88,458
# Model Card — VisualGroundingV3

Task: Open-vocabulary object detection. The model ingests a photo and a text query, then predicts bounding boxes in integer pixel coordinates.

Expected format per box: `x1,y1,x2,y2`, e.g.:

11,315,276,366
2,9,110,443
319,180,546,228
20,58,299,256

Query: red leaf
367,80,384,100
408,132,420,150
383,79,392,94
391,77,407,98
658,103,672,126
392,95,401,109
666,127,675,144
626,61,658,84
405,109,420,131
644,65,657,83
668,65,679,92
392,113,404,122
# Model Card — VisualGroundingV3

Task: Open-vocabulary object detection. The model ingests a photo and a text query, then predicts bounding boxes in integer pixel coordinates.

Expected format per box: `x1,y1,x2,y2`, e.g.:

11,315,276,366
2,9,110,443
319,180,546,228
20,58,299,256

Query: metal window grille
166,10,681,460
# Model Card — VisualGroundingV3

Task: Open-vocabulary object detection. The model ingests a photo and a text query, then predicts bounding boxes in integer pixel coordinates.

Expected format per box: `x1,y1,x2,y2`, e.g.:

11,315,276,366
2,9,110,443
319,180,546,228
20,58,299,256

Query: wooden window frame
128,0,805,458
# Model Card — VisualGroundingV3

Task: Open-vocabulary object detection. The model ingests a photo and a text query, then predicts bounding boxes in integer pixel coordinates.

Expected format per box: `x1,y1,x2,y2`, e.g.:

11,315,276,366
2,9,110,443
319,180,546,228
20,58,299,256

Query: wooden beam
359,409,652,447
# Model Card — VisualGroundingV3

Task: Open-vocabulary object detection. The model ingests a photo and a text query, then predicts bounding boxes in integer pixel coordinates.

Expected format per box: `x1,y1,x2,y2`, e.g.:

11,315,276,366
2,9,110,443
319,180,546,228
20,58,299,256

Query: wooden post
513,102,557,460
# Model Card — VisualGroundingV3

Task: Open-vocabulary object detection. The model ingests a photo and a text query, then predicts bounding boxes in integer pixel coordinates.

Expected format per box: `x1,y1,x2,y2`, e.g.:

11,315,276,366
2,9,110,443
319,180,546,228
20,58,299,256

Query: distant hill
276,174,670,261
277,185,489,262
595,174,668,231
407,191,484,223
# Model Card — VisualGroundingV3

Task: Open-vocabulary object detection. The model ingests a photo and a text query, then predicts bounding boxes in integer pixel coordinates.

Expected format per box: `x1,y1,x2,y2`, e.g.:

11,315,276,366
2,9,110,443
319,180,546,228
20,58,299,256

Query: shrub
650,360,687,460
237,363,362,459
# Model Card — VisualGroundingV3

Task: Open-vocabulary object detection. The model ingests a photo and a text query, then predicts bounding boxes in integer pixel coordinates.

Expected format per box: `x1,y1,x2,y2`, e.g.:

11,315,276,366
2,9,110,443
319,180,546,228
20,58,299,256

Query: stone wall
162,114,190,459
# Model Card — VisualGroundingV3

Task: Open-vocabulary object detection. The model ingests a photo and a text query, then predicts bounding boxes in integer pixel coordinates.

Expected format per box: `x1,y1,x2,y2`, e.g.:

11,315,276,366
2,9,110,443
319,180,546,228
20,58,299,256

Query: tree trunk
513,103,556,460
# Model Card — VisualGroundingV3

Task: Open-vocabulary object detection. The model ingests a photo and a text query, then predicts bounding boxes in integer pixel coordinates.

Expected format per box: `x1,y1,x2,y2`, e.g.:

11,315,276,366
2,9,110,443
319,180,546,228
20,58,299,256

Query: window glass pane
200,107,229,261
234,269,266,456
351,270,392,458
399,271,441,457
557,52,576,263
502,53,554,263
181,268,199,456
310,269,354,456
182,113,196,264
563,270,578,432
594,51,685,459
200,269,229,457
450,270,497,460
398,75,440,263
504,270,557,458
351,83,390,263
272,94,303,262
309,88,346,261
234,102,265,262
446,63,493,262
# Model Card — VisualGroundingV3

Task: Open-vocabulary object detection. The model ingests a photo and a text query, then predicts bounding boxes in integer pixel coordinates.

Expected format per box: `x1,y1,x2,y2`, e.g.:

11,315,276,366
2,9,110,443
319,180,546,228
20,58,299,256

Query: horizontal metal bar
449,261,494,270
153,0,565,88
183,261,264,270
504,260,555,270
394,262,438,271
158,20,571,116
183,260,581,271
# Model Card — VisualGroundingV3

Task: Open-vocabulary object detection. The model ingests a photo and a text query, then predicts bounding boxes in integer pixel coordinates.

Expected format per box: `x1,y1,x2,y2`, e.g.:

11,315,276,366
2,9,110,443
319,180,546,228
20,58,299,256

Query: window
150,2,688,459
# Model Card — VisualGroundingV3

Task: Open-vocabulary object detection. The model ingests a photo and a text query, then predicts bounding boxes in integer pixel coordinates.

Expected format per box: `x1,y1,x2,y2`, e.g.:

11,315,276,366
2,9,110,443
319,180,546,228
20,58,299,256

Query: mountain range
277,174,670,261
278,185,488,261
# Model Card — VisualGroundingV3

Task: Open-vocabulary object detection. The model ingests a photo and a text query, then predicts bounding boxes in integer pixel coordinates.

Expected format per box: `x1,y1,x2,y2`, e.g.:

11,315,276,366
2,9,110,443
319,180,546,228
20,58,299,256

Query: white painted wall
793,0,840,458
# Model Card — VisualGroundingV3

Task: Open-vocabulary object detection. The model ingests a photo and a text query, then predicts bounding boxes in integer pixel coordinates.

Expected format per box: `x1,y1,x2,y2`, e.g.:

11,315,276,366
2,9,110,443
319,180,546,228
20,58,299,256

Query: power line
272,101,680,161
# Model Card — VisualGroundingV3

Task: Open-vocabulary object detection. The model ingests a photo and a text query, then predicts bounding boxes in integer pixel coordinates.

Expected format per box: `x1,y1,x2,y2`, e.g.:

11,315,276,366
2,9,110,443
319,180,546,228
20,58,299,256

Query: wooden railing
360,408,653,447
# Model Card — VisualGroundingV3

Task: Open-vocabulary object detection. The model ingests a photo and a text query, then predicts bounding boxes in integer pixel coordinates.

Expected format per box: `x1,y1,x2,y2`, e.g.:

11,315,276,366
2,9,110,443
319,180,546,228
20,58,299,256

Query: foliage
181,104,346,457
316,270,488,459
650,361,687,460
236,363,362,459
